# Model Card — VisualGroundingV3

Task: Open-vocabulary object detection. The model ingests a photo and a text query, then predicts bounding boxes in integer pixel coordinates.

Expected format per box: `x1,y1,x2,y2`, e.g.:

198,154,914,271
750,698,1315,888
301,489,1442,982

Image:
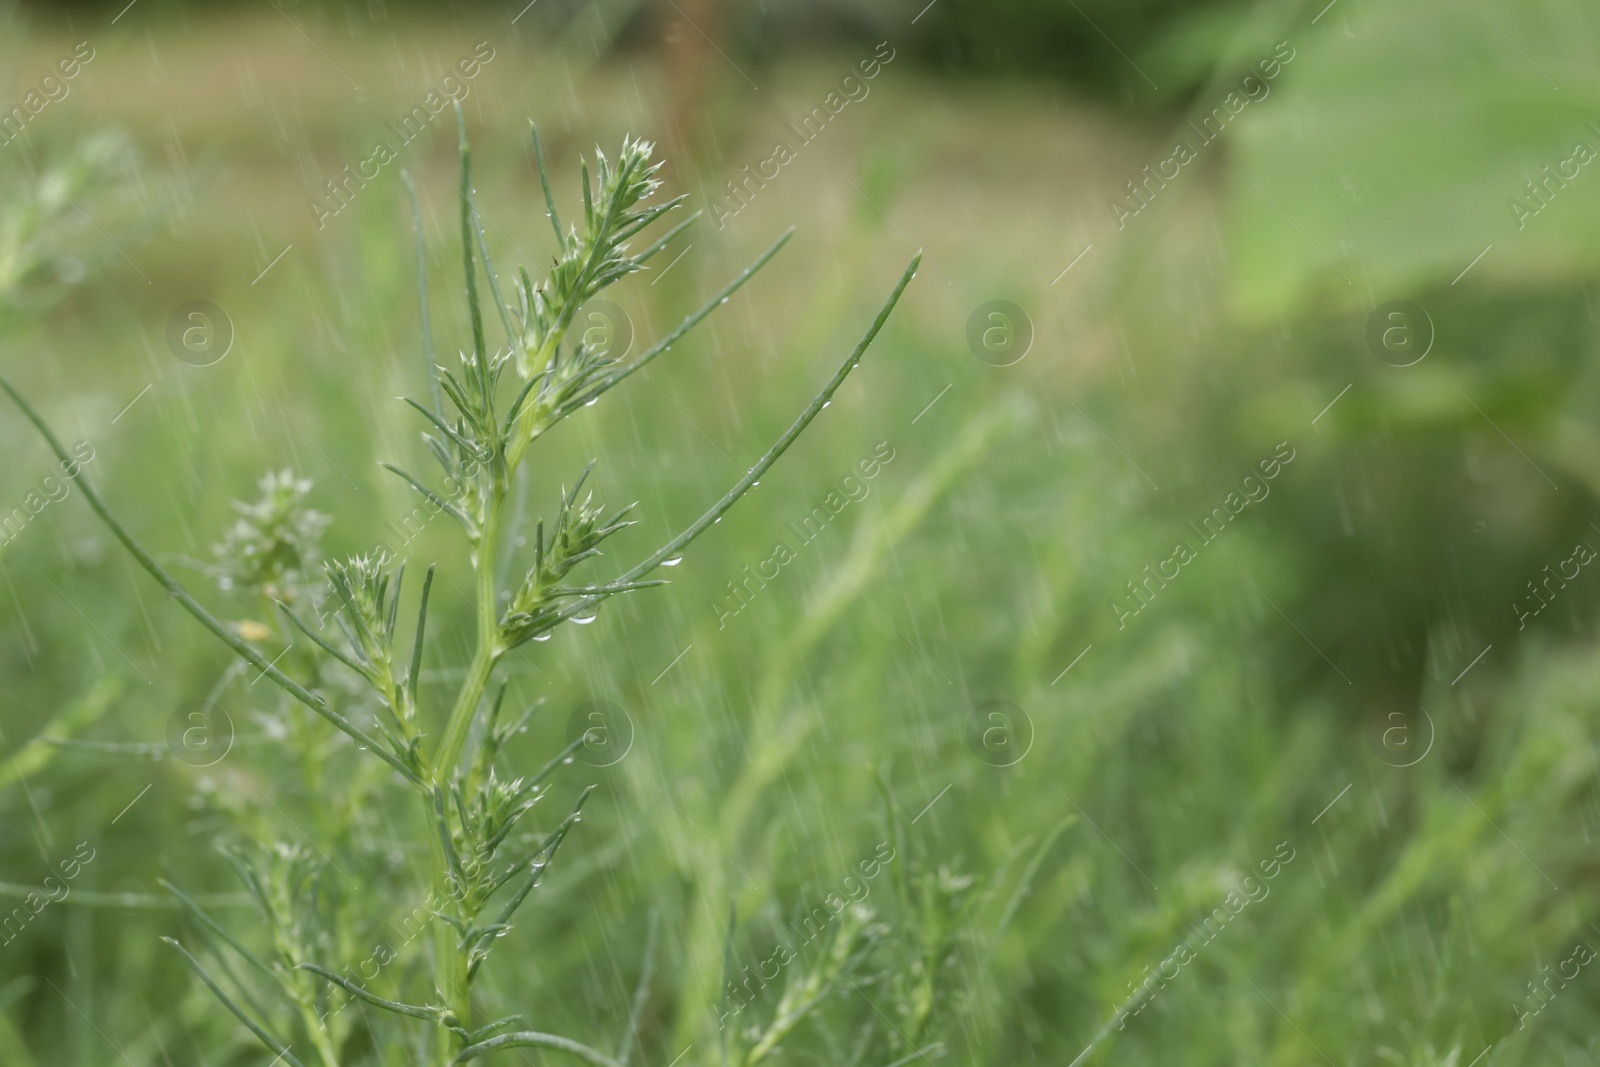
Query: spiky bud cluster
211,469,329,603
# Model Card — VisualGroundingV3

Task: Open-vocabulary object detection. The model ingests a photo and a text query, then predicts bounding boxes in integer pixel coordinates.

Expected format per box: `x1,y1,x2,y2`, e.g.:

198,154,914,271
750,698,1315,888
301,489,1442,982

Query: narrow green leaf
402,396,483,460
294,962,445,1022
623,252,920,579
469,786,594,975
634,209,701,266
276,601,369,680
611,195,687,243
555,229,793,420
387,560,405,647
525,734,586,792
407,563,436,710
401,168,443,415
380,462,471,527
454,1029,624,1066
530,122,563,246
988,814,1074,962
579,158,593,227
466,184,522,367
433,785,467,900
162,938,307,1067
467,1016,525,1044
543,252,919,632
159,879,275,979
502,374,541,437
221,848,272,917
456,105,489,389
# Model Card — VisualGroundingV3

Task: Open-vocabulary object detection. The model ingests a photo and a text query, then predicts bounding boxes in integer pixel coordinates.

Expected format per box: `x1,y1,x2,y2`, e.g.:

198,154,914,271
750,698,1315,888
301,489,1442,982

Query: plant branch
619,252,918,582
295,962,450,1023
0,378,421,786
162,937,309,1067
553,230,792,422
454,1031,625,1067
548,251,920,630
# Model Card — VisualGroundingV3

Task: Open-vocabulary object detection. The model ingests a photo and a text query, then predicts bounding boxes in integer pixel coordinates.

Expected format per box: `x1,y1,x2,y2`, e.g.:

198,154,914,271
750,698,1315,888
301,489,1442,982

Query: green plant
0,129,153,334
1,113,918,1067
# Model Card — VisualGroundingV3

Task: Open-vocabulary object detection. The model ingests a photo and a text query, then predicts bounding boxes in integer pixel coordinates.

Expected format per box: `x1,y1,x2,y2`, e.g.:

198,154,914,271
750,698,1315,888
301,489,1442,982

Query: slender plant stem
293,993,342,1067
430,439,512,1061
435,498,505,782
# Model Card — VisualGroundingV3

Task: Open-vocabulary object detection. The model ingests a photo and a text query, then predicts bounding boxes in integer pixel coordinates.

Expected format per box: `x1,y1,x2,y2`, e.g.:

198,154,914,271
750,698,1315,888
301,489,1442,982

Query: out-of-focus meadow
6,0,1600,1063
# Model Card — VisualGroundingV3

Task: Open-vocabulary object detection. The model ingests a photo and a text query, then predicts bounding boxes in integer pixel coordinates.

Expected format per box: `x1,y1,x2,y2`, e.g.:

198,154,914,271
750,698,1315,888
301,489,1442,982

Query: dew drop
562,756,574,764
822,400,832,408
572,614,597,625
661,556,683,567
584,397,599,407
532,632,552,642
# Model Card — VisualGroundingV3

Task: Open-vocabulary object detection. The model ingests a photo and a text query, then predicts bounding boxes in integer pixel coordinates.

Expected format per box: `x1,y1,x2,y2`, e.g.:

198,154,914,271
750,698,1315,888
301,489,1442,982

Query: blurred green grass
4,3,1600,1065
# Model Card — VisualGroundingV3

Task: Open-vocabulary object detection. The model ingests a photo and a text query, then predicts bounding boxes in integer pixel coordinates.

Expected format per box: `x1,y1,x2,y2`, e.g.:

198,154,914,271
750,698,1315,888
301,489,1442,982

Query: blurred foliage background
5,0,1600,1064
